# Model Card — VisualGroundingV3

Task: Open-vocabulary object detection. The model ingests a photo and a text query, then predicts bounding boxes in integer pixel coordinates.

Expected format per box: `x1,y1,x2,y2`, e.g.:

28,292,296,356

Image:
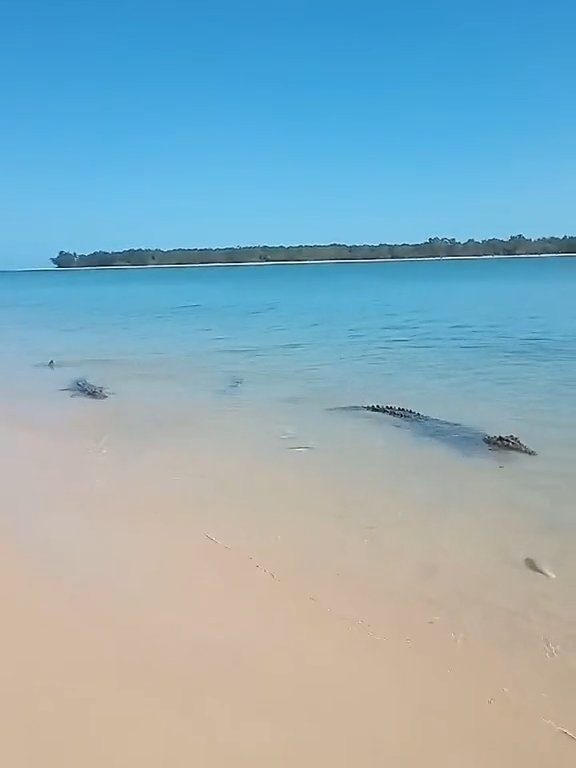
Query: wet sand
0,404,574,767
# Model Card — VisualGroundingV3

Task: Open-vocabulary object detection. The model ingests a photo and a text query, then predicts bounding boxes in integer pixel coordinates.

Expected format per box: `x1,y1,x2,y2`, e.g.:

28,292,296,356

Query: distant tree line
51,235,576,268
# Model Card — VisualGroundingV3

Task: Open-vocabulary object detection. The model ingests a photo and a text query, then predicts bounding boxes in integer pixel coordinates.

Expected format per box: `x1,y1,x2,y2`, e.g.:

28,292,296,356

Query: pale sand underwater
0,400,574,767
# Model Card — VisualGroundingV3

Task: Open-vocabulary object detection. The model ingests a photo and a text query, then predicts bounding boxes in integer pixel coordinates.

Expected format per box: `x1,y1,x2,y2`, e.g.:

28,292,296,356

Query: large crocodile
364,405,426,420
483,434,536,456
360,404,537,456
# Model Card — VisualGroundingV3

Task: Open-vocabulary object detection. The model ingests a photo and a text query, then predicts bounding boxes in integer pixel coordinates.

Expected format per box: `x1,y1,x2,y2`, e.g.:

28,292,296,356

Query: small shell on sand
524,557,556,579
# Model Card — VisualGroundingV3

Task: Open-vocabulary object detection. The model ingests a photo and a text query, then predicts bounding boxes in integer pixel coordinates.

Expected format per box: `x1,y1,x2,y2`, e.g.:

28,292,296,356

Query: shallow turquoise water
2,257,576,470
3,257,576,645
2,257,575,405
2,257,576,581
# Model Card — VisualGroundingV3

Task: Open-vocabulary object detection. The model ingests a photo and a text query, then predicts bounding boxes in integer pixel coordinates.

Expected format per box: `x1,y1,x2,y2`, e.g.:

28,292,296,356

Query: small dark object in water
48,359,55,369
524,557,556,579
66,378,109,400
363,404,426,420
483,434,536,456
229,376,244,389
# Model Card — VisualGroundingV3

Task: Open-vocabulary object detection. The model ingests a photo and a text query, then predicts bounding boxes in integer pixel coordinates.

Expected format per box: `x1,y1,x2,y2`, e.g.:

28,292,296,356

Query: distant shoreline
48,235,576,269
5,252,576,273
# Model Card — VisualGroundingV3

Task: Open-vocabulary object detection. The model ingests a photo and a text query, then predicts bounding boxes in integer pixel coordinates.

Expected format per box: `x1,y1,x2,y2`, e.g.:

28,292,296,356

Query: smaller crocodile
483,434,537,456
64,378,109,400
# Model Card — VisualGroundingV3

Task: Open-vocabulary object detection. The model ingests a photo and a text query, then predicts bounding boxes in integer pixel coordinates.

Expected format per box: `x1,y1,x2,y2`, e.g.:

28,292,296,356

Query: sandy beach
1,401,574,767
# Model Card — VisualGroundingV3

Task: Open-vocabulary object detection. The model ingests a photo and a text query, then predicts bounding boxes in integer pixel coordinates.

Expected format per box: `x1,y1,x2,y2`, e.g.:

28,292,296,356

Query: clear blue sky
1,0,575,268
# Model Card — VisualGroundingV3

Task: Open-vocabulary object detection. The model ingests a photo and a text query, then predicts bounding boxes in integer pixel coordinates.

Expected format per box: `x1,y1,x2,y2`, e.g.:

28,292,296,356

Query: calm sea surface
1,257,576,518
2,258,575,405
